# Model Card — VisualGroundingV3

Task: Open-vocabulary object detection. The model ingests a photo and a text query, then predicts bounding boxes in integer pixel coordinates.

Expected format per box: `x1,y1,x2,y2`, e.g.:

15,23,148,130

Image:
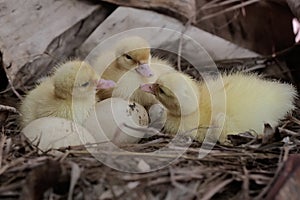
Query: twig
4,156,48,174
0,153,37,176
0,180,25,193
177,33,183,72
242,166,250,200
214,10,240,30
201,0,248,10
177,16,193,71
68,162,81,200
123,123,166,137
201,178,234,200
278,127,300,137
169,166,200,197
2,63,23,100
0,105,19,114
197,0,260,22
0,87,12,94
43,51,61,62
243,64,267,72
0,134,6,168
289,116,300,125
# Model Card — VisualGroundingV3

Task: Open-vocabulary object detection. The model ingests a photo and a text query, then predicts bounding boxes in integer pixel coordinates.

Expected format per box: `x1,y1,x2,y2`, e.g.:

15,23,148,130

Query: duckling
94,36,175,107
141,72,297,144
20,60,115,127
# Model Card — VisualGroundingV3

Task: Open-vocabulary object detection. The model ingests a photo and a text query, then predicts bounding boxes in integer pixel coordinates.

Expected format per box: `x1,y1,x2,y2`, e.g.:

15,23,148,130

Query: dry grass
1,113,300,199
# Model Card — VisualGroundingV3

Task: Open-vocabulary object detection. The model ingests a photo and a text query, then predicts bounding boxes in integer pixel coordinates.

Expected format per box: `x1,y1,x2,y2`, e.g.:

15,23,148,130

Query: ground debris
0,115,300,199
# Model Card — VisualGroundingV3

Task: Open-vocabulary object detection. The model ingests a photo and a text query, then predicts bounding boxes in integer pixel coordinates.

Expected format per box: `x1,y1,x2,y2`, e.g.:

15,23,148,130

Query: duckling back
204,73,297,142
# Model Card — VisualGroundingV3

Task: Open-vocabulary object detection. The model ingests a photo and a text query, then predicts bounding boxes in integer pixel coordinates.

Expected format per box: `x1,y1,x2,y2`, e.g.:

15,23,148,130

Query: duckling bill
94,36,175,107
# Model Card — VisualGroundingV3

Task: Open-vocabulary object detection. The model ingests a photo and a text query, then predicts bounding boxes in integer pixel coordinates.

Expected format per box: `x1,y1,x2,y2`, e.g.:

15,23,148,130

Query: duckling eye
158,86,172,97
81,82,90,87
124,54,133,60
159,87,166,95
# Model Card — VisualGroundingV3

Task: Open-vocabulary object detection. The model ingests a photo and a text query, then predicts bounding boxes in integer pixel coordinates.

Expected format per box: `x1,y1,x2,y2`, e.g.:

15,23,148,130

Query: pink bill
97,79,116,89
136,63,154,77
140,83,155,94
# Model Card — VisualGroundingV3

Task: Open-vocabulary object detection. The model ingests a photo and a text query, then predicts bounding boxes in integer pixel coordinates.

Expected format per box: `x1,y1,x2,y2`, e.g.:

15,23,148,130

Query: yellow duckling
20,60,115,127
94,36,175,107
141,72,297,143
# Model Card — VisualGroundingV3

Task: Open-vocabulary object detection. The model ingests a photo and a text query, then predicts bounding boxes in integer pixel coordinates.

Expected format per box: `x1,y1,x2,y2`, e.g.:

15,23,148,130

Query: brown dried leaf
0,111,8,127
21,159,61,200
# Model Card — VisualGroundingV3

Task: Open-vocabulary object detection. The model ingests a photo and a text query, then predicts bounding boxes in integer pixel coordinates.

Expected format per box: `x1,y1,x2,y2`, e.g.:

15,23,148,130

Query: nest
1,47,300,200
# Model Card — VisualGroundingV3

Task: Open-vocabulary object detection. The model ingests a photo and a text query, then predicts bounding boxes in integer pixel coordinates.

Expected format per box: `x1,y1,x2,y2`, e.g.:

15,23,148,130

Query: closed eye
81,82,90,87
158,86,173,98
159,87,165,94
158,86,171,96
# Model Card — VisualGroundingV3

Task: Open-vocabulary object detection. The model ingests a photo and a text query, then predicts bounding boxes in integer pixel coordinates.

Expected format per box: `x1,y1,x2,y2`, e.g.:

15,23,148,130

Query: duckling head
115,36,153,77
53,60,100,100
141,72,200,116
